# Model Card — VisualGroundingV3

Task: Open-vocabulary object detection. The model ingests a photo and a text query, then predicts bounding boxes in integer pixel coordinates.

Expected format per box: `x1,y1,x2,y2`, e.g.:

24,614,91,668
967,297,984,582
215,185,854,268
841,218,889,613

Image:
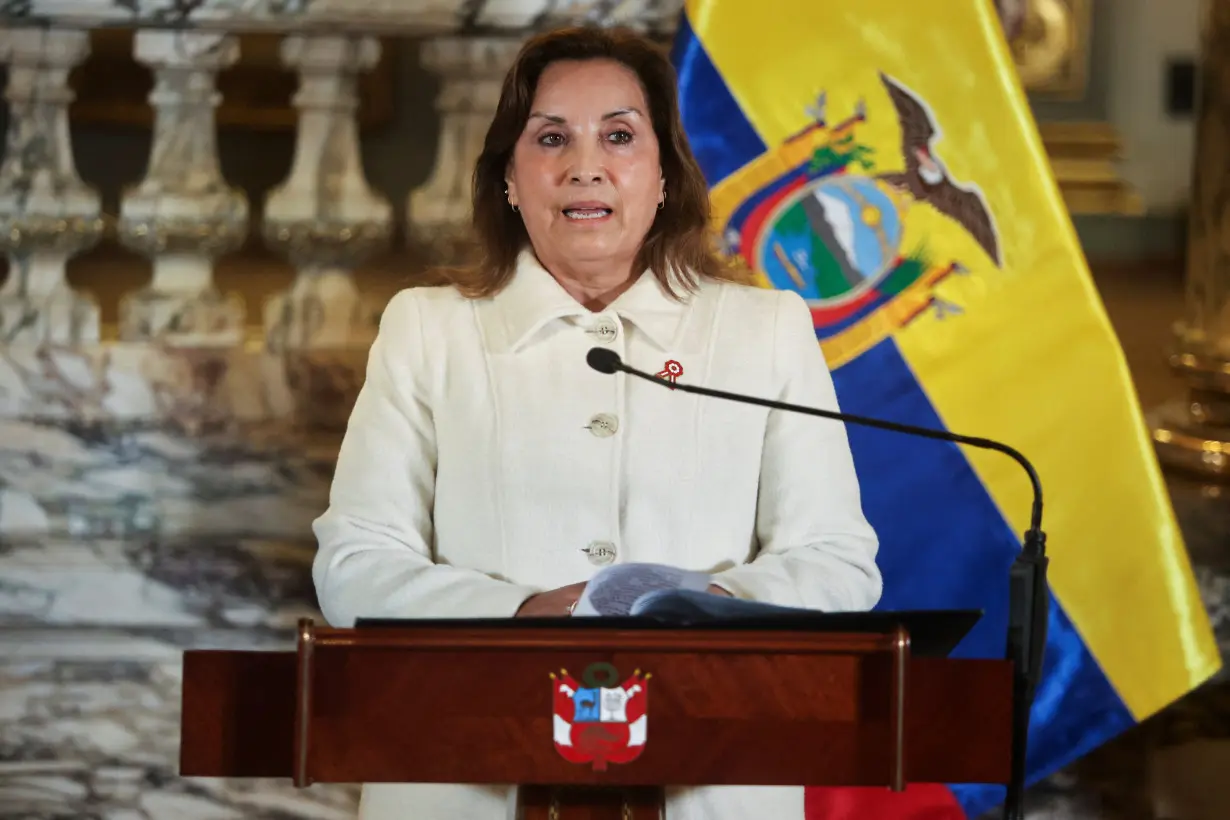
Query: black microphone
587,346,1047,820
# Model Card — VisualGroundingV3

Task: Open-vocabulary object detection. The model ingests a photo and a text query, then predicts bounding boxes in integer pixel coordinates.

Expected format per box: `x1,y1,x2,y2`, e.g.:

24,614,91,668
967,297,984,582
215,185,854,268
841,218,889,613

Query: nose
567,140,605,186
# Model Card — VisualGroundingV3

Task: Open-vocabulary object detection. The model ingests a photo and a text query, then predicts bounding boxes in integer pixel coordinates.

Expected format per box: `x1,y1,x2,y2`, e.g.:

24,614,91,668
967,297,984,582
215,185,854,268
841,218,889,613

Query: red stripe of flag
806,784,967,820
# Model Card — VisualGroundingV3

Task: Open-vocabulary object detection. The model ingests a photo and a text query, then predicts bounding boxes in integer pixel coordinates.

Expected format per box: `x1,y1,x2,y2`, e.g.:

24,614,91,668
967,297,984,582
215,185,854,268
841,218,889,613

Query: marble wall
0,346,365,818
0,26,376,816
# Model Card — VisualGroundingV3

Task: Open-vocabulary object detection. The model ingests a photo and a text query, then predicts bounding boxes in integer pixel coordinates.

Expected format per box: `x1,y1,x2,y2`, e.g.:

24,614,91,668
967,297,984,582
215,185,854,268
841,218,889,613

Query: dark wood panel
180,650,297,777
181,632,1012,788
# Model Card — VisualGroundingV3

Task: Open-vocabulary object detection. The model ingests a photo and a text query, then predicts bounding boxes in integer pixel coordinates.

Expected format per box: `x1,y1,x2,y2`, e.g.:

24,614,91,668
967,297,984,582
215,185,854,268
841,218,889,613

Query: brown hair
449,25,752,299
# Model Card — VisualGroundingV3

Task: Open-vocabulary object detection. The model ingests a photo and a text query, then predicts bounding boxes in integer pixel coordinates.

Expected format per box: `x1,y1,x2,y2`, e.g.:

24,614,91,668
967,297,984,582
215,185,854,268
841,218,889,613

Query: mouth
562,203,614,222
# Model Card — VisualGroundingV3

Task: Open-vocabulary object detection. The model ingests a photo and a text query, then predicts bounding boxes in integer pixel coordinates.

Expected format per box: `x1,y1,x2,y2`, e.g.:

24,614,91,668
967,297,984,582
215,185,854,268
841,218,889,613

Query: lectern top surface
354,607,982,658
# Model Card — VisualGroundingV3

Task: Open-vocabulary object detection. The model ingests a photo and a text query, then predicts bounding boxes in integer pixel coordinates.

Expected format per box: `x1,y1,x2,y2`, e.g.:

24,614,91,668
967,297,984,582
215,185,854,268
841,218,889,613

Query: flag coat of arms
670,0,1220,817
552,665,649,771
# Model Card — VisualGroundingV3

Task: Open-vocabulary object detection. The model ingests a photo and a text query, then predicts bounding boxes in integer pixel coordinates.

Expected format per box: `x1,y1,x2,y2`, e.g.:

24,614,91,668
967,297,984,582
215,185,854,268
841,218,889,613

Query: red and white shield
551,664,649,771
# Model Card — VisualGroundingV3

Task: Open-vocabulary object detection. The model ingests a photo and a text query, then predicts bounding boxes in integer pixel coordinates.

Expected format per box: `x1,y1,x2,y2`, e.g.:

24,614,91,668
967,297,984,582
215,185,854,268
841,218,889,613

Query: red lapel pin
655,359,683,388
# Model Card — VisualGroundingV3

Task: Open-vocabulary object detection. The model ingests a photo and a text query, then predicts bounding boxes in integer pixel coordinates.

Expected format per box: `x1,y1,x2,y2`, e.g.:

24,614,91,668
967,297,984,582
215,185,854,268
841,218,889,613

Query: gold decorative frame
1009,0,1093,99
69,30,396,132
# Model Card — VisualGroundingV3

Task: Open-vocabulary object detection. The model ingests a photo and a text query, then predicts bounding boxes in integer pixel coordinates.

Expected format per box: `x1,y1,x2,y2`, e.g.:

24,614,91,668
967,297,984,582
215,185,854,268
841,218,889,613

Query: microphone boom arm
594,349,1049,820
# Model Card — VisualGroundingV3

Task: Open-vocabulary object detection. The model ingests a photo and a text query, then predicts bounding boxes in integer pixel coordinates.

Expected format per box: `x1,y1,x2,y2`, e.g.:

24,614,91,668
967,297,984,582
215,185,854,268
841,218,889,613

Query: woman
312,25,881,820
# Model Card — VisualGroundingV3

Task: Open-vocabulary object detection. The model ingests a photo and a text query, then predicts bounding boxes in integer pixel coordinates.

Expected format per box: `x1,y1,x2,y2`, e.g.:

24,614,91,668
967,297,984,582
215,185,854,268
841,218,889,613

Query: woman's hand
515,582,588,617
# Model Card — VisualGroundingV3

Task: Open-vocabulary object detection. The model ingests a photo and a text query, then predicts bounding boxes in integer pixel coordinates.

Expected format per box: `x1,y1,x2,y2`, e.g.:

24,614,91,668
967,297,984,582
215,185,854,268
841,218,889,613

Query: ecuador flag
670,0,1221,816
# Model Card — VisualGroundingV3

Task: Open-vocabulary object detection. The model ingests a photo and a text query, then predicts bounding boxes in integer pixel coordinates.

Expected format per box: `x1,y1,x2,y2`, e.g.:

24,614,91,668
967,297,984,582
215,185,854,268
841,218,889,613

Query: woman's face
506,58,665,279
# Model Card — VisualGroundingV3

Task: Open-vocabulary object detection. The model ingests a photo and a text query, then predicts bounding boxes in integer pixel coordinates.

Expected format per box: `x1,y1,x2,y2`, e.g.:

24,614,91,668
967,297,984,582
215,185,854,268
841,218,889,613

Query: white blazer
313,250,882,820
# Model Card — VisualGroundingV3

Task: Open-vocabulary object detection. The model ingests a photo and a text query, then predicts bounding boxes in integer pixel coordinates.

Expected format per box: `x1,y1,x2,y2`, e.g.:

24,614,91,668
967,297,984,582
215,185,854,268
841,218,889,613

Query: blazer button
588,316,619,344
586,413,619,438
584,541,617,566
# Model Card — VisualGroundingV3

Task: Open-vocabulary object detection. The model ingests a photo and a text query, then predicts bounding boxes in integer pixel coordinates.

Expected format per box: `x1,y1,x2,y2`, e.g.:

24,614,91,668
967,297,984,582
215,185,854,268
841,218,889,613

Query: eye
538,132,566,147
607,129,634,145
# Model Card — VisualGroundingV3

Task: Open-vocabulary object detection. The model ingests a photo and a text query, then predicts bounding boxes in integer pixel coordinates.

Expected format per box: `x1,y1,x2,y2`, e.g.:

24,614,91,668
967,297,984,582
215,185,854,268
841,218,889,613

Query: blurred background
0,1,1226,818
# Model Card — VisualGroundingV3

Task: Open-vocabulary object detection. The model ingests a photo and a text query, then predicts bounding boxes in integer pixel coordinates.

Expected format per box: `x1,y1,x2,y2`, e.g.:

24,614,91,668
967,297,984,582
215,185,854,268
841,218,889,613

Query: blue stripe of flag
669,14,766,186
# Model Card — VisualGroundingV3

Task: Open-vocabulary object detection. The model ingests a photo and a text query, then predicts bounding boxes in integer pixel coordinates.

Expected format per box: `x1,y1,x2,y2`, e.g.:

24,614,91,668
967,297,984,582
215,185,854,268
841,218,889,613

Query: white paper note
572,562,712,617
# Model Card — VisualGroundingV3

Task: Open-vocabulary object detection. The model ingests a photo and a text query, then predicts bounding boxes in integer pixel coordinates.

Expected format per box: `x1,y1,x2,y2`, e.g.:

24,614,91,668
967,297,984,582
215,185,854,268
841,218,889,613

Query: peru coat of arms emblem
551,662,649,771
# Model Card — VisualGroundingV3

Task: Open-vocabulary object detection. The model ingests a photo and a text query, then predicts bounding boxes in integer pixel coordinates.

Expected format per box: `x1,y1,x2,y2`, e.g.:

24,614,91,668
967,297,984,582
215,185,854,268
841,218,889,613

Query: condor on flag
670,0,1220,816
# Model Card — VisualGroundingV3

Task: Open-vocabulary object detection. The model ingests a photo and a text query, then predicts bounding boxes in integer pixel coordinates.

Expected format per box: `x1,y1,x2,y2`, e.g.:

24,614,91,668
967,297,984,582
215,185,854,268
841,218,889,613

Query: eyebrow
528,107,643,124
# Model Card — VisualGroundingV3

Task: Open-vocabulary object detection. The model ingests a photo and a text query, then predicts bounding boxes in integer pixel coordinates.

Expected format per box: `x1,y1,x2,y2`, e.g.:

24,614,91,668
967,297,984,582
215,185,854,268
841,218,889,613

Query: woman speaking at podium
311,24,881,820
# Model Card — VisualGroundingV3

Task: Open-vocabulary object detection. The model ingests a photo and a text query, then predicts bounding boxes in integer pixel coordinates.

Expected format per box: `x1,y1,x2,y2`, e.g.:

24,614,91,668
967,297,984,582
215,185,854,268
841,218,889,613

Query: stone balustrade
0,16,523,818
0,0,687,35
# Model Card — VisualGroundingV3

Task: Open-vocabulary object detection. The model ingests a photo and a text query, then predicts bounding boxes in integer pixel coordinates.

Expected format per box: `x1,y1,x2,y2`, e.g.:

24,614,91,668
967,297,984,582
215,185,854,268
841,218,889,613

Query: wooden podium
180,617,1013,819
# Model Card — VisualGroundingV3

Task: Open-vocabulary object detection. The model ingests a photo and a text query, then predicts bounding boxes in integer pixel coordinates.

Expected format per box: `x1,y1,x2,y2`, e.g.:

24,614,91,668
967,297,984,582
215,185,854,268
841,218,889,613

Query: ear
505,167,519,210
658,174,666,206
